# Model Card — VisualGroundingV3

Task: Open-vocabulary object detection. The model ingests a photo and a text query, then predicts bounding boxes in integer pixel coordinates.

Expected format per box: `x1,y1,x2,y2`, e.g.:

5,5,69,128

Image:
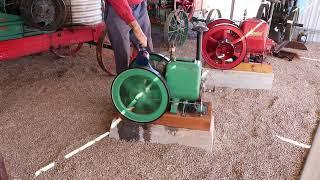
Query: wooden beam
232,63,273,73
204,63,273,74
153,103,212,131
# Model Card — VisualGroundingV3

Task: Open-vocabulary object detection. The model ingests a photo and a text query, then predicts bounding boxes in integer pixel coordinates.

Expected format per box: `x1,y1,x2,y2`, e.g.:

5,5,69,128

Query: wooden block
153,103,212,131
232,63,273,73
204,62,273,73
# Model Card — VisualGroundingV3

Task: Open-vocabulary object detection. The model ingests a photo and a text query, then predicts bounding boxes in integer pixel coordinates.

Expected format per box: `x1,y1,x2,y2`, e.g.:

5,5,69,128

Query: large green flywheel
111,68,169,123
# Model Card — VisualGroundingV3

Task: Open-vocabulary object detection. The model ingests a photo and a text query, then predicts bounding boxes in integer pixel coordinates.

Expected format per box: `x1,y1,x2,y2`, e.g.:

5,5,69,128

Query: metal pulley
111,68,169,123
202,23,247,70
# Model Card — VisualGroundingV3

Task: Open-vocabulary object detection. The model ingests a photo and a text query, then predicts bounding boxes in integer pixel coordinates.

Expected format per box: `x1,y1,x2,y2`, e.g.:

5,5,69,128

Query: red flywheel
202,23,247,70
207,18,236,29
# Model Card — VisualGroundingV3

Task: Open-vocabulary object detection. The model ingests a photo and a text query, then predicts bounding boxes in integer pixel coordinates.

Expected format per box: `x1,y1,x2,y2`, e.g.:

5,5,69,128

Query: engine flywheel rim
111,68,169,123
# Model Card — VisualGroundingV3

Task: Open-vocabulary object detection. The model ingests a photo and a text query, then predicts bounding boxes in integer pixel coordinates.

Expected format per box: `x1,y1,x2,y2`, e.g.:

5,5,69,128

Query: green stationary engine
165,59,202,113
111,25,208,123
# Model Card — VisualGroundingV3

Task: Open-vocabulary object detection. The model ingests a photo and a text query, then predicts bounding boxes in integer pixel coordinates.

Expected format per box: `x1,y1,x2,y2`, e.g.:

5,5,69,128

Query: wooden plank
204,62,273,74
153,103,212,131
232,63,273,73
0,154,8,180
300,124,320,180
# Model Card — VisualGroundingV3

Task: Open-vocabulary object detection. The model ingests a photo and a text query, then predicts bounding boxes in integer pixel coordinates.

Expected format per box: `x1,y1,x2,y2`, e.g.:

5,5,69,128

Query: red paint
202,23,247,70
0,22,105,62
202,18,276,70
241,18,270,54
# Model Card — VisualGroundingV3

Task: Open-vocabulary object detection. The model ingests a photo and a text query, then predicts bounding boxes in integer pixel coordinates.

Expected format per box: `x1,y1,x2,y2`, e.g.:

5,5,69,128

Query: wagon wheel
96,30,117,76
164,10,189,46
51,43,83,58
96,30,138,76
20,0,67,31
175,0,195,20
202,23,247,70
206,9,222,25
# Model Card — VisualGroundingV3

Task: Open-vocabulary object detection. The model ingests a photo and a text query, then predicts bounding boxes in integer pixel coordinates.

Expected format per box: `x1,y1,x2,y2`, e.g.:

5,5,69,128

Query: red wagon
0,21,121,76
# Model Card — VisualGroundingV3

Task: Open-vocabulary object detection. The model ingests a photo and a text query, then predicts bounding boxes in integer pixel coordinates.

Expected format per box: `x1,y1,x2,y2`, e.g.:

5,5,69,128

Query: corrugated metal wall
298,0,320,42
206,0,261,21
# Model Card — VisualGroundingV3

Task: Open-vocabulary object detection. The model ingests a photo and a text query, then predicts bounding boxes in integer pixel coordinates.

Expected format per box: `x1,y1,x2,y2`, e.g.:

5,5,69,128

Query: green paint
165,59,201,101
0,13,48,41
112,68,169,123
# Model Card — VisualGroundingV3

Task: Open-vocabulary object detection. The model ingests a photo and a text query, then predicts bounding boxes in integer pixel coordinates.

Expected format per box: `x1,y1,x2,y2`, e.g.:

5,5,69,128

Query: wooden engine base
153,103,212,131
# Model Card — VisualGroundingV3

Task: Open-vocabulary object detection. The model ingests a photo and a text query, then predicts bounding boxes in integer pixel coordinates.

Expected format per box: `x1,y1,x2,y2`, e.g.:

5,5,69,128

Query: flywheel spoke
208,36,218,44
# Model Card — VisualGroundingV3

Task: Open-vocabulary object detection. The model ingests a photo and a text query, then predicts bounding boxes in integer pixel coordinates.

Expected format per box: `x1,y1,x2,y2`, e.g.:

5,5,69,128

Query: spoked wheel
202,23,247,70
206,9,222,25
20,0,67,31
96,30,138,76
175,0,195,20
111,68,169,123
164,10,189,46
51,43,83,58
96,30,117,76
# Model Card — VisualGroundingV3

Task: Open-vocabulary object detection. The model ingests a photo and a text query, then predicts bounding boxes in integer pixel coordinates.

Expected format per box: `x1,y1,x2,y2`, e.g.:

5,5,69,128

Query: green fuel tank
165,59,201,101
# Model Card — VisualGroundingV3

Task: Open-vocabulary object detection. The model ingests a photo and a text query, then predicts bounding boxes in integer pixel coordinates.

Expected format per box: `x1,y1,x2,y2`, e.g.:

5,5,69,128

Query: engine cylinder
240,18,269,54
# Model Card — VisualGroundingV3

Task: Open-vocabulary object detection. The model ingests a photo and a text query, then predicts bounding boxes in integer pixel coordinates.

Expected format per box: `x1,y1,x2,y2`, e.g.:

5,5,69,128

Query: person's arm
107,0,147,47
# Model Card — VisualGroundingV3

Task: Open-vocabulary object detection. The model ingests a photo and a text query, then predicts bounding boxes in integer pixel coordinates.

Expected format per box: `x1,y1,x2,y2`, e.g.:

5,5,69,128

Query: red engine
241,18,270,54
202,18,276,70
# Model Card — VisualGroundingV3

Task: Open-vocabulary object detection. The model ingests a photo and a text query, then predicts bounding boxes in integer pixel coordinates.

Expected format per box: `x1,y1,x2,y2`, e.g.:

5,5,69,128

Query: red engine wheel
176,0,195,20
202,23,247,70
207,18,236,29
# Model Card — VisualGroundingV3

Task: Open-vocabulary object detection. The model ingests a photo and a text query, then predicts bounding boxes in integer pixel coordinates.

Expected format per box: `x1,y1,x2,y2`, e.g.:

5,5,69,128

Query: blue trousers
105,1,153,74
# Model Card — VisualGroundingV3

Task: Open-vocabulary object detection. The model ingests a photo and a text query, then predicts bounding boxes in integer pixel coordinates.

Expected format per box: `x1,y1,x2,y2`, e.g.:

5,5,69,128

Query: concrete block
203,63,274,90
109,117,215,152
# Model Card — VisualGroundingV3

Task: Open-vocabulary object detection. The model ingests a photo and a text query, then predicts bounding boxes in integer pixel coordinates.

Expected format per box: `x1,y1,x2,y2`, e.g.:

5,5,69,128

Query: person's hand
129,20,148,48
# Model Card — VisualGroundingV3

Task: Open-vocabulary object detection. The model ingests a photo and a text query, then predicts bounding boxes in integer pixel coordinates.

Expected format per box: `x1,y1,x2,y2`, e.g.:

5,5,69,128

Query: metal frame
0,22,105,62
